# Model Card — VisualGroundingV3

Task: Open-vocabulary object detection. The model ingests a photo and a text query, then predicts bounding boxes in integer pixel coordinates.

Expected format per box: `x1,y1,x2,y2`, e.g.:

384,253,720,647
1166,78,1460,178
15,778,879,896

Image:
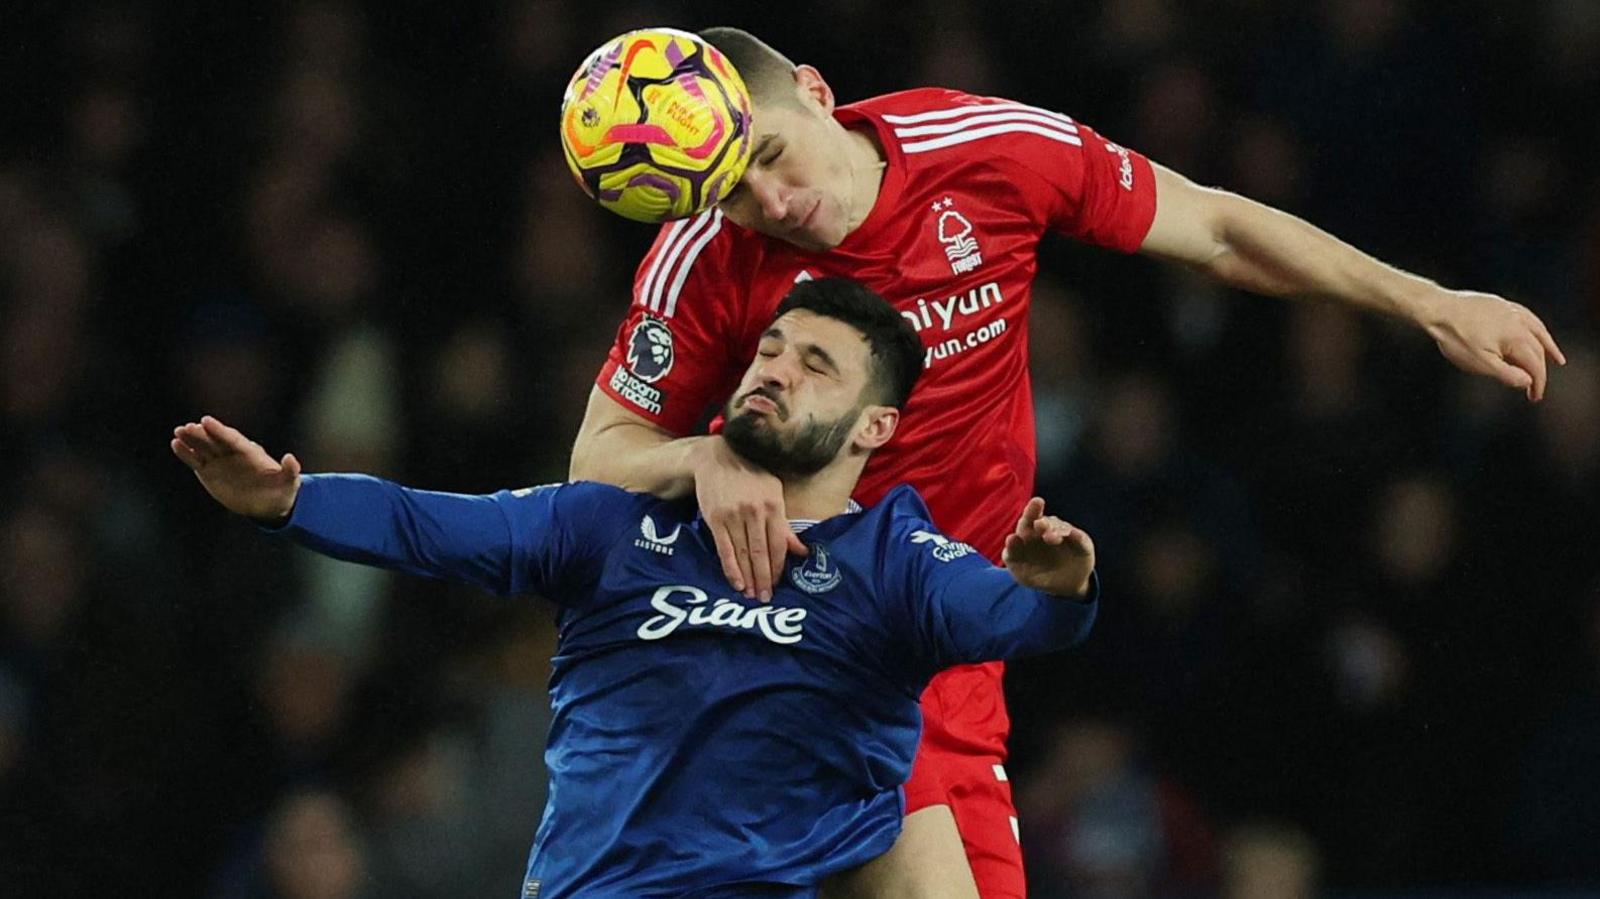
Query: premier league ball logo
626,317,675,383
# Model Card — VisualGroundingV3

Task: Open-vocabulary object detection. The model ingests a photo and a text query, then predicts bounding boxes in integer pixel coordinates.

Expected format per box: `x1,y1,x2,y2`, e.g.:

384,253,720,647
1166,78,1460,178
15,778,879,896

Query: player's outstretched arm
904,499,1097,667
174,415,558,596
571,388,806,602
1001,497,1095,599
1139,164,1567,402
171,415,302,522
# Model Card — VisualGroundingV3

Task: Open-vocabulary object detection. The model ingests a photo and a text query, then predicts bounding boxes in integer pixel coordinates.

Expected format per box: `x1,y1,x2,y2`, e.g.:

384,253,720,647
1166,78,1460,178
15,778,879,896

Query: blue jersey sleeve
887,518,1099,671
273,475,637,606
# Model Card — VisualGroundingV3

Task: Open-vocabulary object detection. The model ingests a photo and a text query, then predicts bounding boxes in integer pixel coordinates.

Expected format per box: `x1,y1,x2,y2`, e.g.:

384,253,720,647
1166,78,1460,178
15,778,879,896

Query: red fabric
906,736,1027,898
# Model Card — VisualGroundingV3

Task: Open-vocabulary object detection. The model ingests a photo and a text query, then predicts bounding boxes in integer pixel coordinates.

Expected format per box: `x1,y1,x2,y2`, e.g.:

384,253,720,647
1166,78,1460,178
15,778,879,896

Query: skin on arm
1139,163,1566,401
569,387,806,601
819,805,979,899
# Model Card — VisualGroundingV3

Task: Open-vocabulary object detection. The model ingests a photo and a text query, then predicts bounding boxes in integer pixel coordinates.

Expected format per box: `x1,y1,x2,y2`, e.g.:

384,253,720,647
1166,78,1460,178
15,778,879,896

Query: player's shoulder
859,485,982,567
849,87,1087,169
843,86,1004,118
636,207,773,319
644,206,777,265
859,483,937,538
511,481,682,521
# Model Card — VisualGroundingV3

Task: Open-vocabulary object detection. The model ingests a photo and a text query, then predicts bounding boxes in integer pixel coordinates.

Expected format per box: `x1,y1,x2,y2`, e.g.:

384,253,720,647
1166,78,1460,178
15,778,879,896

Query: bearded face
722,383,861,480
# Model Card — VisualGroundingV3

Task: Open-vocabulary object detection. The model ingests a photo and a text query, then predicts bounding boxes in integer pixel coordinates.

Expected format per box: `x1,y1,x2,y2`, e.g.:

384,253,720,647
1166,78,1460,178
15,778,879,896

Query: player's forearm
569,419,707,499
1198,191,1439,324
941,567,1099,662
270,474,520,594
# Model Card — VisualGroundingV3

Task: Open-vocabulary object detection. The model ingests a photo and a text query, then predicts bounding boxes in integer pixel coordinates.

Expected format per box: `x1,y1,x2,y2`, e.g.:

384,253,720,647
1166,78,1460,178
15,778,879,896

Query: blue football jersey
276,475,1098,898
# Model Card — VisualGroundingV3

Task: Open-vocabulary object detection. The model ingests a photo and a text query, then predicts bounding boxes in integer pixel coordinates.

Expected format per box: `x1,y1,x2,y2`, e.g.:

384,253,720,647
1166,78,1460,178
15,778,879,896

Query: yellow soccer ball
560,28,754,223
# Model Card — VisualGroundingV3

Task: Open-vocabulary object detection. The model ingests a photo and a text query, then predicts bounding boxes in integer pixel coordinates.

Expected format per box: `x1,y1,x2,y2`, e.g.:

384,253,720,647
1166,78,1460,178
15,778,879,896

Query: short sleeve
595,209,749,436
981,104,1158,252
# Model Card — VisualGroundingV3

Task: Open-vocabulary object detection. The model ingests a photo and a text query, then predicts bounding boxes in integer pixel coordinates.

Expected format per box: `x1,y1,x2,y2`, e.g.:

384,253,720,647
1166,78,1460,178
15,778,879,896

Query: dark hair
775,278,924,408
699,26,799,107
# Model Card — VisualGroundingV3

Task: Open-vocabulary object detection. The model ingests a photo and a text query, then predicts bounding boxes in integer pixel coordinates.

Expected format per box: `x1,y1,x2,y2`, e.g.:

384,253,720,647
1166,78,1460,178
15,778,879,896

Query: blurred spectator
513,152,610,332
1250,302,1417,567
1475,135,1586,332
361,723,490,898
1029,277,1097,485
248,611,362,788
216,787,374,899
1019,719,1216,897
295,325,403,650
178,300,286,430
1130,60,1220,180
1221,821,1320,899
0,504,89,665
1531,342,1600,492
1050,370,1260,595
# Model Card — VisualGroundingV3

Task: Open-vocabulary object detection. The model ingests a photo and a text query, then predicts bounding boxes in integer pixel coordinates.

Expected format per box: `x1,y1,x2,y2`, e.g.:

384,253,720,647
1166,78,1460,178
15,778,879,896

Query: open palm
1001,497,1095,598
170,415,302,522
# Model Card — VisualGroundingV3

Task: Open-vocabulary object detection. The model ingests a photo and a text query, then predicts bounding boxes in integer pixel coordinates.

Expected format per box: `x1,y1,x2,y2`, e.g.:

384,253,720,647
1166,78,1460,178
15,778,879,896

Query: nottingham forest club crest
626,317,675,382
931,196,983,275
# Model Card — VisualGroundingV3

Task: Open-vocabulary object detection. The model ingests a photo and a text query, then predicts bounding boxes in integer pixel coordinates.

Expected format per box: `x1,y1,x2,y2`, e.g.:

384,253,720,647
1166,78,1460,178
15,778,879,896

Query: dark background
2,1,1597,896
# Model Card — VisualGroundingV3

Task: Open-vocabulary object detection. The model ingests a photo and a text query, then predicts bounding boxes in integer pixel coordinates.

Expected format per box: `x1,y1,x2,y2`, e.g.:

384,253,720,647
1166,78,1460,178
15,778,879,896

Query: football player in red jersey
568,27,1566,899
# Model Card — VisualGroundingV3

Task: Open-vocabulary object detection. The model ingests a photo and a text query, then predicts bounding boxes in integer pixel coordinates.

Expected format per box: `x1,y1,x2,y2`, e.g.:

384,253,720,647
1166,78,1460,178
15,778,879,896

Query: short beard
723,404,860,481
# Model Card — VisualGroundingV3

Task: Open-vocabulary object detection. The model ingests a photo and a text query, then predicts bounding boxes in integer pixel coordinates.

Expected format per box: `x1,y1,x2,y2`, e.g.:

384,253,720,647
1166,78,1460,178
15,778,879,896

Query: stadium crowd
2,1,1597,896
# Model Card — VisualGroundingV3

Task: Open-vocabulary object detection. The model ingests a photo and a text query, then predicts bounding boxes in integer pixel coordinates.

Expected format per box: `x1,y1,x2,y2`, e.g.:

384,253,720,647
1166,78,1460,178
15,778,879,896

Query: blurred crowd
2,1,1597,896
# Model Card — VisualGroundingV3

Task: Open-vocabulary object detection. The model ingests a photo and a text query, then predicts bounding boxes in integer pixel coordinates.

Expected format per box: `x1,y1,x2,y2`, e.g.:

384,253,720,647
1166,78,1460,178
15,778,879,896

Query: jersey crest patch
790,543,843,594
931,196,983,274
626,317,675,383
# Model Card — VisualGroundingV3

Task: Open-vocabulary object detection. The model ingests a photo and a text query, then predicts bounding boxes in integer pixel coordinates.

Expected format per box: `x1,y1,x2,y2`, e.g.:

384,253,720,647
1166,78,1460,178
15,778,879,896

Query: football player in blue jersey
170,277,1099,899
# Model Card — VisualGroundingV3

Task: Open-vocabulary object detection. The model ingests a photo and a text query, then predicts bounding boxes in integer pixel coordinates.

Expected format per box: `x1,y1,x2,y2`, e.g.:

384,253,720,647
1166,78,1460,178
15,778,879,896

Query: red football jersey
597,88,1157,757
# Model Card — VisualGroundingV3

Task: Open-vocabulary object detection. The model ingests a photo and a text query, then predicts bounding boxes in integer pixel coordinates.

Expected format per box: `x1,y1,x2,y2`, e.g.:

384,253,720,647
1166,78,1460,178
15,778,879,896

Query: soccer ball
560,28,754,223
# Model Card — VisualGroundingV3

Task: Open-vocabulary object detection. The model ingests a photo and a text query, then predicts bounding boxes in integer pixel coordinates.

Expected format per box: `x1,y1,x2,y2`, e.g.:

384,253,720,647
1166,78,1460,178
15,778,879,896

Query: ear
792,64,835,114
852,405,899,452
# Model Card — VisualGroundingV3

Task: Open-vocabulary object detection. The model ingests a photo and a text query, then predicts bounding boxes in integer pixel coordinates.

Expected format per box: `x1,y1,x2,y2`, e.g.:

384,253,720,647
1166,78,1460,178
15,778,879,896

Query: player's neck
781,459,865,523
842,125,887,236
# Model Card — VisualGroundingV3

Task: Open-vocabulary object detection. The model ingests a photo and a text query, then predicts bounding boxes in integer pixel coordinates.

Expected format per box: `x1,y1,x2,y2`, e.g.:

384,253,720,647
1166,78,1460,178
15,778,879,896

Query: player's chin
775,220,840,252
730,409,778,432
797,224,846,252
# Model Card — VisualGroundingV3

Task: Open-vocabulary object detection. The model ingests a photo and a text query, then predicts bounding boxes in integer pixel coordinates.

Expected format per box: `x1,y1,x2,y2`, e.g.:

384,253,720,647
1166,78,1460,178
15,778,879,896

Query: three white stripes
886,102,1082,155
639,208,724,319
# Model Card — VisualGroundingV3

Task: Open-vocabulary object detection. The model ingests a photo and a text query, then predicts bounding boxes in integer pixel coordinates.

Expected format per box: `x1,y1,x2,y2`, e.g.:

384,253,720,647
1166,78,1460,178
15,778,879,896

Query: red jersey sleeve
595,209,747,436
981,104,1158,252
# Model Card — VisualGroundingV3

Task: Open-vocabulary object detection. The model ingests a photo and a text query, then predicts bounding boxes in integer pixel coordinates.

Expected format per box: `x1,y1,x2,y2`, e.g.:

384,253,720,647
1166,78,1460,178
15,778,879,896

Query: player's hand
692,436,807,602
1418,289,1566,402
171,415,302,522
1002,498,1094,599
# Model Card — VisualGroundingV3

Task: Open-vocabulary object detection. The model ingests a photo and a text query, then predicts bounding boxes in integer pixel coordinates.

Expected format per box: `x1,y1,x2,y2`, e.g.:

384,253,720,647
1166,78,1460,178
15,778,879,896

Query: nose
756,349,801,390
745,172,790,223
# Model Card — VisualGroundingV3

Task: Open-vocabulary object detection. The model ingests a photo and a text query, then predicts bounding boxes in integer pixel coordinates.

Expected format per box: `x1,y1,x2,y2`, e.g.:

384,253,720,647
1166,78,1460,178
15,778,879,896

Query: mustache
737,386,789,421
